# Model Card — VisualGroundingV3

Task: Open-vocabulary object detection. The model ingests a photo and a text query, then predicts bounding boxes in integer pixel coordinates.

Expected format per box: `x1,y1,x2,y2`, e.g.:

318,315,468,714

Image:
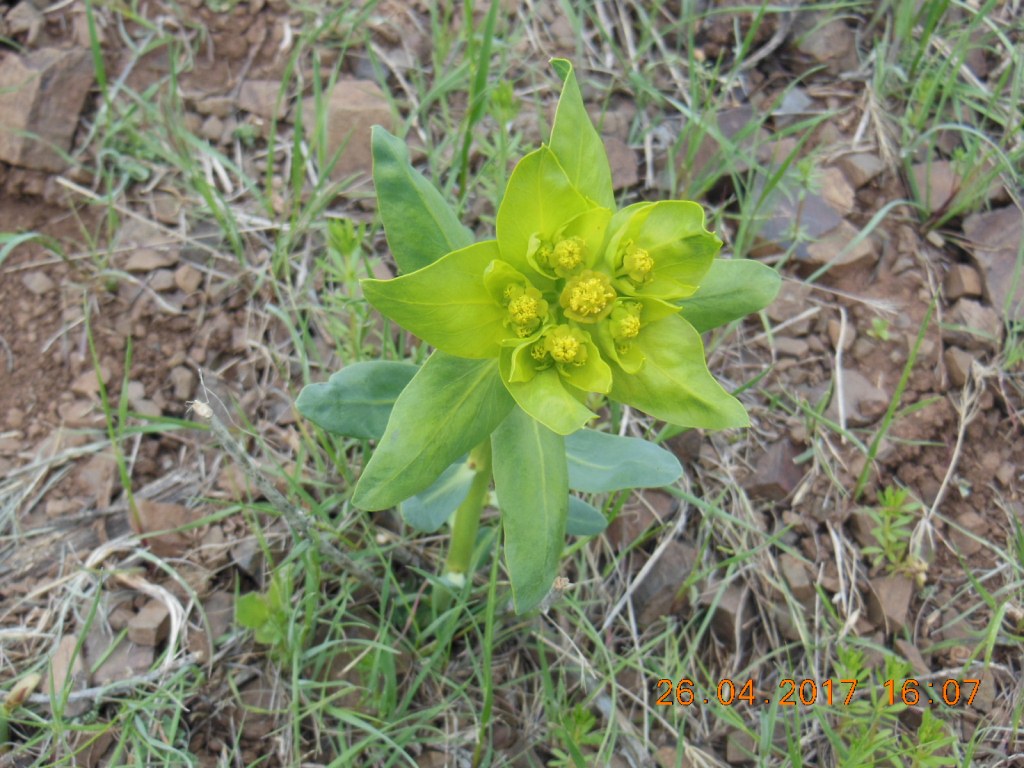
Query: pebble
150,269,177,292
169,366,196,400
831,368,889,426
963,206,1024,323
174,264,202,293
200,115,224,142
867,574,914,633
827,318,855,351
943,299,1001,352
125,249,178,272
779,553,814,603
996,463,1015,487
944,347,973,388
128,600,170,646
775,336,810,358
22,271,56,295
837,152,885,188
746,440,804,501
944,264,982,301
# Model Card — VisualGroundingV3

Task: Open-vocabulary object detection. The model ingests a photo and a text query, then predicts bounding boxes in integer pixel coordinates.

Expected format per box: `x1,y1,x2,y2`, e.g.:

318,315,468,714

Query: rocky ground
1,1,1022,766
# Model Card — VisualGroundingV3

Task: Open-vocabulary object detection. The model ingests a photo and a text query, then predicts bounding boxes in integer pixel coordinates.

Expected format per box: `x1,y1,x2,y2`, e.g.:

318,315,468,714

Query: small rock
774,336,810,358
746,440,805,501
793,14,857,73
92,639,154,685
169,366,196,400
996,463,1015,487
302,79,393,182
70,366,111,397
117,218,180,272
703,583,746,641
820,166,855,212
943,346,974,388
804,220,878,275
837,152,885,188
133,498,201,557
772,87,815,130
674,106,767,189
948,510,985,556
0,47,95,171
128,600,170,646
199,114,223,142
45,497,78,517
194,95,234,118
634,541,698,627
238,79,284,120
944,264,983,301
220,116,239,145
894,638,930,676
6,1,45,42
58,399,100,428
174,263,202,293
125,249,178,272
911,160,961,214
43,634,89,717
133,399,163,418
150,269,177,292
867,574,914,633
827,318,855,351
22,271,55,295
604,135,638,190
655,747,694,768
605,489,676,550
6,407,25,428
829,368,889,427
766,281,813,335
963,206,1024,323
779,553,814,603
725,728,756,764
755,189,838,253
151,192,182,224
943,299,1001,352
74,451,117,510
126,380,146,405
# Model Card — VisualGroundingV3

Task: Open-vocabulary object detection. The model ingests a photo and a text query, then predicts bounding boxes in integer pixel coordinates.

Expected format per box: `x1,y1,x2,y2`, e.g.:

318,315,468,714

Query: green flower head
360,59,763,436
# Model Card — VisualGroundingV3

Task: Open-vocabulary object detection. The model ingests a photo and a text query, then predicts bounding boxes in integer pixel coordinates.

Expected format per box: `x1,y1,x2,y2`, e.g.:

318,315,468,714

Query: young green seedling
298,60,780,613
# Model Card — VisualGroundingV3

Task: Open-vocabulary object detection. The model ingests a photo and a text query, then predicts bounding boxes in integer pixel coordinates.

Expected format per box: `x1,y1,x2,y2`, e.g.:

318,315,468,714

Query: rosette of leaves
298,60,779,613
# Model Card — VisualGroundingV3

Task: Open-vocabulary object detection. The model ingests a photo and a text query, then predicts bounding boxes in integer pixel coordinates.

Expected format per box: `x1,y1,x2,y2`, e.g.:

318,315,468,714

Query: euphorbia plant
298,60,779,613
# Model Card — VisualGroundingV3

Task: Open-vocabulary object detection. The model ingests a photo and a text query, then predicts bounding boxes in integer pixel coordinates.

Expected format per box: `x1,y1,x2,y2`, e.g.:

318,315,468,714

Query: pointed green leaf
492,406,568,613
549,59,614,209
496,147,594,275
566,496,608,536
362,241,508,359
678,258,781,333
372,126,473,273
353,353,513,510
399,458,475,532
296,361,417,440
499,348,596,435
612,315,749,429
566,430,682,492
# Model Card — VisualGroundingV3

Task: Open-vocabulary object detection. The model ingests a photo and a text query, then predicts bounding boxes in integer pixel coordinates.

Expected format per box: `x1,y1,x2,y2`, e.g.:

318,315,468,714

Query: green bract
363,127,745,438
298,59,780,614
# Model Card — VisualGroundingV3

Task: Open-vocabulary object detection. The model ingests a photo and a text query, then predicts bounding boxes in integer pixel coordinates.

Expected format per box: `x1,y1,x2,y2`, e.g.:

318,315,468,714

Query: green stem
443,439,492,585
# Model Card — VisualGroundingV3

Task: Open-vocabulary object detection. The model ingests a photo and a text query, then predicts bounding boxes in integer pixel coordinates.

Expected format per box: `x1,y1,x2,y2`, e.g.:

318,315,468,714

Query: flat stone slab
963,206,1024,323
0,47,94,172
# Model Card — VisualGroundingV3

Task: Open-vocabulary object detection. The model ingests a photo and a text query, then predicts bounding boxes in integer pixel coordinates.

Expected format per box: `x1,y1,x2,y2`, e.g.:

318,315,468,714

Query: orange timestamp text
654,678,982,708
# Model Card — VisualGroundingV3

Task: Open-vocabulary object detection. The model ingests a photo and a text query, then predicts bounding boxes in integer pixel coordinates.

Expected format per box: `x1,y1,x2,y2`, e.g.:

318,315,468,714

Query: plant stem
443,439,492,586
